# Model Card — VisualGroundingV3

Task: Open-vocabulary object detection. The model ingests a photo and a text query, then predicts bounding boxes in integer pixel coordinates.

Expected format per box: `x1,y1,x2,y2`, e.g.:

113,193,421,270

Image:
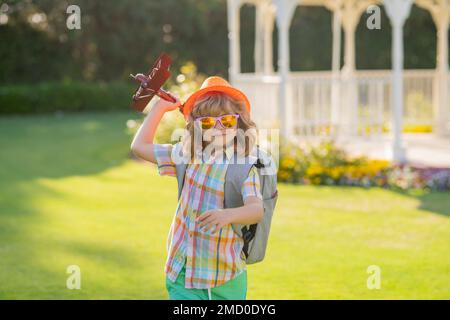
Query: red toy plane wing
131,52,173,111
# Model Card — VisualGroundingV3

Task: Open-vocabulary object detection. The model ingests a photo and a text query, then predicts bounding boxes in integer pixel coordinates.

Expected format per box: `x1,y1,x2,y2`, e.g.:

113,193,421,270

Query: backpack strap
175,163,187,200
225,153,261,259
224,154,257,208
173,142,188,200
241,223,258,259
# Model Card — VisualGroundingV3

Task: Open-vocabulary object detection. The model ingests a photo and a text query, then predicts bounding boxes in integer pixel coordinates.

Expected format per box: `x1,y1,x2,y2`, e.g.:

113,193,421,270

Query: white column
339,0,376,72
255,2,264,73
264,4,275,74
335,0,376,137
417,0,450,137
331,7,342,136
228,0,242,83
384,0,413,164
434,5,450,136
274,0,297,139
342,8,357,74
341,1,361,136
332,9,342,74
255,1,275,74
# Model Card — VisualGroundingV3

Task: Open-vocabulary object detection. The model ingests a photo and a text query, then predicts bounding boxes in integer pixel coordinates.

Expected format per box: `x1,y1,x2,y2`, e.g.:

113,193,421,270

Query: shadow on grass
0,111,168,299
280,182,450,218
388,187,450,217
0,111,136,181
415,191,450,217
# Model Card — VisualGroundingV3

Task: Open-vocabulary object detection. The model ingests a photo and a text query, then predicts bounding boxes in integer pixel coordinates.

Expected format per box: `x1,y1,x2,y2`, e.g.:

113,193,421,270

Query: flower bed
277,140,450,191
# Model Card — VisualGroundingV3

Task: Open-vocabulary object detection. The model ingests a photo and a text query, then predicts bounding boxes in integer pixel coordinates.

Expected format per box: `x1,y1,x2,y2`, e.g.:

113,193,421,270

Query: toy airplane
130,52,180,112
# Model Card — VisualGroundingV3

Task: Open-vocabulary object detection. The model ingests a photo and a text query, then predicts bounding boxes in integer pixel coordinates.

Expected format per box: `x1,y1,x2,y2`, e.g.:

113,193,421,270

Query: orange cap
181,76,251,119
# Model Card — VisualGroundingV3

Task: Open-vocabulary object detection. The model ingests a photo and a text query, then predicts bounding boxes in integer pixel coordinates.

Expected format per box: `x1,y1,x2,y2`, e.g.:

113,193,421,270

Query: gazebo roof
238,0,445,17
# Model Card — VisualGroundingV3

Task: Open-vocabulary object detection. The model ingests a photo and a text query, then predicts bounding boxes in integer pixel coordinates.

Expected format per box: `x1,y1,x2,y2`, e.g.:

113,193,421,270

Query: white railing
290,71,334,137
233,69,438,139
232,74,280,129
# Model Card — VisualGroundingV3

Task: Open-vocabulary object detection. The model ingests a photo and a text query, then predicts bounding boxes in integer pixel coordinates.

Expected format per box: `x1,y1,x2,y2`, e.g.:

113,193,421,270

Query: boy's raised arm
130,96,181,164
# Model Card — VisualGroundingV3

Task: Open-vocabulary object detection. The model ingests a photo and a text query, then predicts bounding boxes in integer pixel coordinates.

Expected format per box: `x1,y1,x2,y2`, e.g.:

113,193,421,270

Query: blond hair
182,92,257,161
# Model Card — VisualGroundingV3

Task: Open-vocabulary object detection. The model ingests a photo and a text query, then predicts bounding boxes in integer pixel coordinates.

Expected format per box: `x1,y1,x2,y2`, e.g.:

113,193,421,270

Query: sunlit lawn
0,112,449,299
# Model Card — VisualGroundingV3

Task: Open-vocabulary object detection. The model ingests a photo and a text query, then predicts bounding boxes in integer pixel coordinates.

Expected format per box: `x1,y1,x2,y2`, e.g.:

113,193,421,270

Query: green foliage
0,82,135,114
0,1,441,86
0,0,228,84
0,21,73,84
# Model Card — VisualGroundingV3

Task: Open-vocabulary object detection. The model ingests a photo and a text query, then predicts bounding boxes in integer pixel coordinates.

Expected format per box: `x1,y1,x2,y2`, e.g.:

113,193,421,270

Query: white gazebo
227,0,450,164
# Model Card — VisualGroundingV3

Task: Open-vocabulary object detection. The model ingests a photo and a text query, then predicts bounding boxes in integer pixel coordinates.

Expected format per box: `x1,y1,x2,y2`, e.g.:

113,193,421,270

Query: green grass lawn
0,111,449,299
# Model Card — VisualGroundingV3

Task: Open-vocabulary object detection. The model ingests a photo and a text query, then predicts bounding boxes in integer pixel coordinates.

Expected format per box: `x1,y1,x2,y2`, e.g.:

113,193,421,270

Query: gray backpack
174,145,278,264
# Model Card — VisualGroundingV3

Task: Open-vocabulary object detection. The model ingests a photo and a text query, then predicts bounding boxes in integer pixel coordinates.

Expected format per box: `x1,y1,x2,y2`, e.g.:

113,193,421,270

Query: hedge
0,82,136,115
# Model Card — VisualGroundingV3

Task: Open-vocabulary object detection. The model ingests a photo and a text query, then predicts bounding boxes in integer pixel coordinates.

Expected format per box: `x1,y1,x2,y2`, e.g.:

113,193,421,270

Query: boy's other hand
154,95,182,112
196,209,231,234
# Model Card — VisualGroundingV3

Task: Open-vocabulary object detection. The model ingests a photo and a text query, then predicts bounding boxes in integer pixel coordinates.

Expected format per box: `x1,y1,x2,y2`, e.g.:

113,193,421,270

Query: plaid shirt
153,142,262,289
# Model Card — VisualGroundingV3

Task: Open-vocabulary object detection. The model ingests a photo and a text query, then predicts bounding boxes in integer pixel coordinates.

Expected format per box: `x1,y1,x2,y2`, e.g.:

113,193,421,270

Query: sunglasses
195,114,240,130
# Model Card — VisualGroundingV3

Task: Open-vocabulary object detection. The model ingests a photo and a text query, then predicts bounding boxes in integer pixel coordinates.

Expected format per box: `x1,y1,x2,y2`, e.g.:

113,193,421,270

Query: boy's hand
154,95,182,112
196,209,232,234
